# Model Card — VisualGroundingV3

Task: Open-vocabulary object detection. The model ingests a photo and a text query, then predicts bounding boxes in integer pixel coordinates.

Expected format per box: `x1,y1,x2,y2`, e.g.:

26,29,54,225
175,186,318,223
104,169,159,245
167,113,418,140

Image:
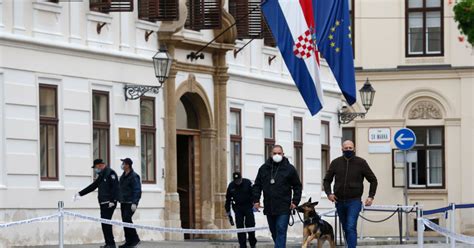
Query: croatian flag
261,0,323,116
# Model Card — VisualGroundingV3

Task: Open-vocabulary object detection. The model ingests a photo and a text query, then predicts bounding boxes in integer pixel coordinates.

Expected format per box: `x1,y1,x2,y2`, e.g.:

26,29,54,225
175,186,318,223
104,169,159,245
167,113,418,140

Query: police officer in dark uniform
225,172,257,248
74,159,120,248
118,158,142,248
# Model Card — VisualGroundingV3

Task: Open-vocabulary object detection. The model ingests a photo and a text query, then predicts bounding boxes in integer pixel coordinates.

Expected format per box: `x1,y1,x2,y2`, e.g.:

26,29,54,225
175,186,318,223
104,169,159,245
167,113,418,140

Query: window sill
405,56,445,65
136,20,160,32
182,29,204,41
408,188,447,194
33,1,63,14
39,181,65,191
142,185,163,193
86,11,112,24
262,45,278,56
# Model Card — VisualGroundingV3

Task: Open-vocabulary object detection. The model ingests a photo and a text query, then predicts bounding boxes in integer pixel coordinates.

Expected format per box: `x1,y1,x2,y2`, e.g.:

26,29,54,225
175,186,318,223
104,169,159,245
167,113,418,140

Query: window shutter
138,0,160,22
90,0,133,13
247,1,262,38
202,0,221,29
186,0,222,30
229,0,262,39
158,0,179,21
262,18,276,47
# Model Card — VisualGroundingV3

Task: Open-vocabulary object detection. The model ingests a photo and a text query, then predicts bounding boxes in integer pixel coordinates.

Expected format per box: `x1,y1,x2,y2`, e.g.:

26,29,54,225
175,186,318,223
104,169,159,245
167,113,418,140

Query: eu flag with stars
314,0,356,105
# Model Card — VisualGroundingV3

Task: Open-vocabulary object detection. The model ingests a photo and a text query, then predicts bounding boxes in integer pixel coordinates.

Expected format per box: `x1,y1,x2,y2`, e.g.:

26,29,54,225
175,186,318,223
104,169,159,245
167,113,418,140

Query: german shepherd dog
296,198,336,248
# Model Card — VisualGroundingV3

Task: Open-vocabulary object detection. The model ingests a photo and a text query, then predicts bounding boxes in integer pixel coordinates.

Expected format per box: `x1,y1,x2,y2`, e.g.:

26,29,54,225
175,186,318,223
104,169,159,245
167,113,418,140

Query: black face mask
343,150,354,158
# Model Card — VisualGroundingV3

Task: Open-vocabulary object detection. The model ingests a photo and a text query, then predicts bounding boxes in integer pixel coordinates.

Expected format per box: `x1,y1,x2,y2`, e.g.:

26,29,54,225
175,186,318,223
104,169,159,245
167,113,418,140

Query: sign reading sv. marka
368,128,391,143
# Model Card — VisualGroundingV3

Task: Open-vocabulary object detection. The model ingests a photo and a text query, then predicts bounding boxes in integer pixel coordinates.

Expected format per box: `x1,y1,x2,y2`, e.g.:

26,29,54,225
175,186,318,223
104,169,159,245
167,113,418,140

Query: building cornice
355,65,474,81
0,33,153,66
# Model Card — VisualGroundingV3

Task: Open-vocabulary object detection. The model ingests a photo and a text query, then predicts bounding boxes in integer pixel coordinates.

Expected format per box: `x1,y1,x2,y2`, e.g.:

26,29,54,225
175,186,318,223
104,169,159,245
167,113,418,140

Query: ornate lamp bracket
124,84,163,101
338,111,367,125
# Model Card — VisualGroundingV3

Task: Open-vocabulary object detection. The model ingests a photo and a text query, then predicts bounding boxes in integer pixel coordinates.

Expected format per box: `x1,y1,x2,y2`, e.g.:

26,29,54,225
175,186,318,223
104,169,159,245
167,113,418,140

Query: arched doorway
176,92,212,239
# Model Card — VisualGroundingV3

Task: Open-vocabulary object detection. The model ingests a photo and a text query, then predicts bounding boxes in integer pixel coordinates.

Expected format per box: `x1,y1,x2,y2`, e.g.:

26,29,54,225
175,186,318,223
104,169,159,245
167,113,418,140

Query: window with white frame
393,126,444,188
406,0,443,56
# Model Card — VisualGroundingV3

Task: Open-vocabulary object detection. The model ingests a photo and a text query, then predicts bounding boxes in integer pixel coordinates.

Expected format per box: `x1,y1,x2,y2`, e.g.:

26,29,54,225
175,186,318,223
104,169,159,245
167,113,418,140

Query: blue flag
314,0,356,105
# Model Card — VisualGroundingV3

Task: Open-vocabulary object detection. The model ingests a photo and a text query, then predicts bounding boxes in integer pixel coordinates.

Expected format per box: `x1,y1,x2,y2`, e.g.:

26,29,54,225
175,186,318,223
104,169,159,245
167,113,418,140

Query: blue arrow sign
394,128,416,150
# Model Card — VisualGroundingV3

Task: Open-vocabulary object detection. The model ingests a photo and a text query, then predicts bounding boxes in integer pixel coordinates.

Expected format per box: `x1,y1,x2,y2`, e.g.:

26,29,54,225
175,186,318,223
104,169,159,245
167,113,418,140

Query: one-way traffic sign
394,128,416,150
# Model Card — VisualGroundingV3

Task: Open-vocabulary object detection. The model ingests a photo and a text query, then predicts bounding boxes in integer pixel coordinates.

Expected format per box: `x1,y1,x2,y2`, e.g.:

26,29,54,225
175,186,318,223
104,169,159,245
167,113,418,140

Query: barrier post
450,203,455,248
398,205,403,244
334,211,338,246
58,201,64,248
417,205,424,248
360,204,364,240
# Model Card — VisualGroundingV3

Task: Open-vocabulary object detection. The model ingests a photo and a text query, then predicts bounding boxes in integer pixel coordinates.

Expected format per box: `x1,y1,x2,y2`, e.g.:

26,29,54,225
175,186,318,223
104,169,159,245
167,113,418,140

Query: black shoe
119,240,140,248
128,240,141,247
100,245,117,248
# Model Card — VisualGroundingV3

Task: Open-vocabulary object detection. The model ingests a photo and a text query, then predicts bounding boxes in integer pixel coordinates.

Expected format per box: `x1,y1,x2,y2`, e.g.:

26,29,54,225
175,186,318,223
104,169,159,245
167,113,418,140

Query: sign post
394,128,416,242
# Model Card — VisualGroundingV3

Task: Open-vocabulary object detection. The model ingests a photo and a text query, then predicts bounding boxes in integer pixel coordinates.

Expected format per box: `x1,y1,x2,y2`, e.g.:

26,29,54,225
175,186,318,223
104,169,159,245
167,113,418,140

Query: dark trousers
235,209,257,248
100,203,116,245
120,203,140,244
266,214,289,248
336,199,362,248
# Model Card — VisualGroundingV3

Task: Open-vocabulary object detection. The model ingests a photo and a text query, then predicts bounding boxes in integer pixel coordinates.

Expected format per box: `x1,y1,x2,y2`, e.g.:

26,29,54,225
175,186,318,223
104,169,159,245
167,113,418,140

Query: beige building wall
343,0,474,237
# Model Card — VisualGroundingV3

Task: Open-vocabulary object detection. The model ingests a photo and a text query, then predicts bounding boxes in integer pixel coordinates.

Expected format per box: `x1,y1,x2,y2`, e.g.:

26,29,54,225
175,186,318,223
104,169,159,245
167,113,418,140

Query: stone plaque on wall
119,128,136,146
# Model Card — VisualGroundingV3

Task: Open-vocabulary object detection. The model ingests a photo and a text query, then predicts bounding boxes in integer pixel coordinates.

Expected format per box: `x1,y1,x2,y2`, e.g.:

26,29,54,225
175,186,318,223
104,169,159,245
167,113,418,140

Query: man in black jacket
252,145,302,248
74,159,120,248
225,172,257,248
323,140,378,248
118,158,142,248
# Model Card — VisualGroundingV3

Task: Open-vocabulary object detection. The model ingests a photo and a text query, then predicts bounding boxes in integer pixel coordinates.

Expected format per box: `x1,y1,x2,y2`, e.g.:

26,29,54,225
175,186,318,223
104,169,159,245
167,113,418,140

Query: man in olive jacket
323,140,378,248
252,145,302,248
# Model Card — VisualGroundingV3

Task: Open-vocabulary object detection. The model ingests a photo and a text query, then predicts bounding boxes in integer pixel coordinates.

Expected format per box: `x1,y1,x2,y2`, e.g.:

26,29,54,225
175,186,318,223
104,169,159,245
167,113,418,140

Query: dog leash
289,210,295,226
288,209,306,226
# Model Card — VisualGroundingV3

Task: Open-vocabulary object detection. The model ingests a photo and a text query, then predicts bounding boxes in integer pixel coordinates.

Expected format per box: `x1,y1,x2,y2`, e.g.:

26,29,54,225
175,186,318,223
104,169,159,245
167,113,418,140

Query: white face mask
121,164,125,170
272,154,283,163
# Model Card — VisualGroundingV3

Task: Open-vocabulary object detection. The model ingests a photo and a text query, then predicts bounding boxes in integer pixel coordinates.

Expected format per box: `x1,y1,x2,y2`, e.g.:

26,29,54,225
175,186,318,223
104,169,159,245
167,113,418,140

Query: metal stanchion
360,204,365,241
398,205,403,244
58,201,64,248
334,211,338,245
417,205,424,248
450,203,455,248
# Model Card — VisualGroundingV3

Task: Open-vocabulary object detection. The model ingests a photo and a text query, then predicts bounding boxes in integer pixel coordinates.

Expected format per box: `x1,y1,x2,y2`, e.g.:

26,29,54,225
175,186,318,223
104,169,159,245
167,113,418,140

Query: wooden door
177,134,195,239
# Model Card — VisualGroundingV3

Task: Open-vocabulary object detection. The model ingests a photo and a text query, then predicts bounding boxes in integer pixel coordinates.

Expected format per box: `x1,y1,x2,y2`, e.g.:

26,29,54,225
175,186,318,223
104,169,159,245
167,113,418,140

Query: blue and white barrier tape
0,213,60,229
422,218,474,244
319,209,337,217
63,211,268,234
423,203,474,215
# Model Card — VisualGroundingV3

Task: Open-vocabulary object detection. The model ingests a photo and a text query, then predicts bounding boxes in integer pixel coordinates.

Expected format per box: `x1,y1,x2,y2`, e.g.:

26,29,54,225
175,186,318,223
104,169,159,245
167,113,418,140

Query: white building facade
0,0,343,246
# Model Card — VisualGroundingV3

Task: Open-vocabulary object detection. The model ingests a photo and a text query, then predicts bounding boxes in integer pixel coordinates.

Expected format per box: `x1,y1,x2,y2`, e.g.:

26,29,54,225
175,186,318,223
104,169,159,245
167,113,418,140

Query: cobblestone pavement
13,237,474,248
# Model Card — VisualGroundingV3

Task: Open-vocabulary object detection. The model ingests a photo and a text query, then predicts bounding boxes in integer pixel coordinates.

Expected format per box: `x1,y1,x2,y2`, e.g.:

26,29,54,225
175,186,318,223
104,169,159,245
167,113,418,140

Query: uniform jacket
225,178,254,213
252,157,302,215
323,155,378,201
79,166,120,204
119,169,142,205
